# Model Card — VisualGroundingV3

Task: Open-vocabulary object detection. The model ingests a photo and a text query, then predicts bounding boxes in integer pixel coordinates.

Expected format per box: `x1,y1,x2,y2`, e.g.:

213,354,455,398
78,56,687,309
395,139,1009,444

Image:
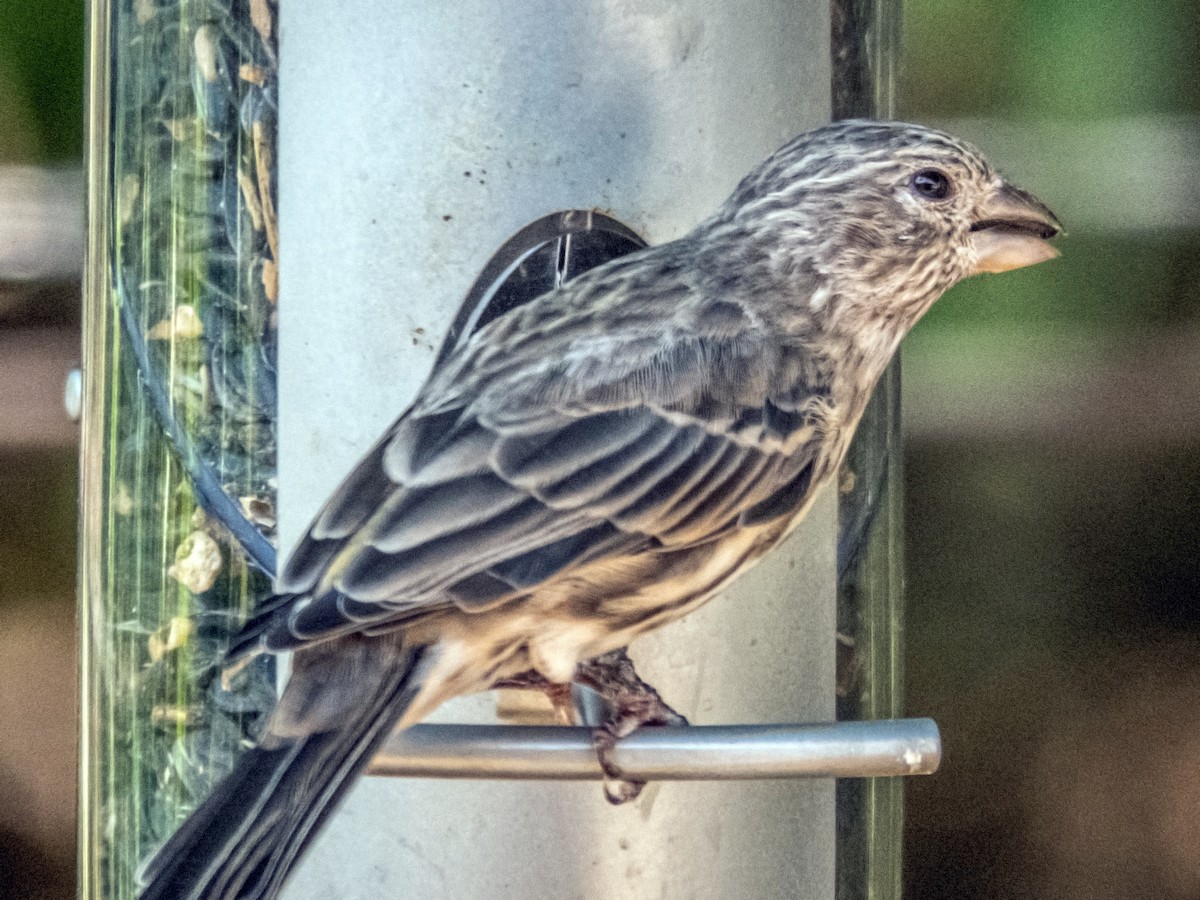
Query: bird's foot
493,648,688,803
574,649,688,805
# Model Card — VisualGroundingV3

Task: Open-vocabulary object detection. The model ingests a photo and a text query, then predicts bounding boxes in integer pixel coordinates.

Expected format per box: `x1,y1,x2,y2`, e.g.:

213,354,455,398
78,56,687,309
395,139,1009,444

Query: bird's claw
575,649,689,805
591,725,645,804
492,648,689,803
590,693,689,804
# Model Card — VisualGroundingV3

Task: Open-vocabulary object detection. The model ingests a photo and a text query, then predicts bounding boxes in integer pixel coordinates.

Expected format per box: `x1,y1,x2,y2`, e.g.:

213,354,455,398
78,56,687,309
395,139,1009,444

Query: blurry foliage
905,444,1200,899
0,0,84,162
902,1,1200,898
0,451,76,602
904,0,1200,119
903,0,1200,337
916,233,1200,333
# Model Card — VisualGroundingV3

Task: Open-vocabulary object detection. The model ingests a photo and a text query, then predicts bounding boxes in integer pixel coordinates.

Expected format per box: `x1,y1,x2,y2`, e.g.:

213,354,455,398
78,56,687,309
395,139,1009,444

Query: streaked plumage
140,119,1061,899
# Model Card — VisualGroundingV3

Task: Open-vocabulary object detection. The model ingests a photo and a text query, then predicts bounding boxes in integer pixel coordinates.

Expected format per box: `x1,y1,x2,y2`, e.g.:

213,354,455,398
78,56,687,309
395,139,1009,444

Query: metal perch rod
369,718,941,781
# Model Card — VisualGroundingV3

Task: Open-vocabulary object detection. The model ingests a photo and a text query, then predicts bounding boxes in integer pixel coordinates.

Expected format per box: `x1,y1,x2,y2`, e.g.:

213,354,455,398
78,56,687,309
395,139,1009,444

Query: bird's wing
234,296,832,657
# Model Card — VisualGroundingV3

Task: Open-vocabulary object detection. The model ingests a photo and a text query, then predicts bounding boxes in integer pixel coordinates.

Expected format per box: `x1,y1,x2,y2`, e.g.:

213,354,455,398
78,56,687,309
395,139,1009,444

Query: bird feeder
78,1,924,898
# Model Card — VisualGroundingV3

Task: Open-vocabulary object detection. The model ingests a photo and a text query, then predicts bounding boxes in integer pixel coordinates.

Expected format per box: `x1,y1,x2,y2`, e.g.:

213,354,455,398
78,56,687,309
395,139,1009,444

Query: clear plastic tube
79,2,279,896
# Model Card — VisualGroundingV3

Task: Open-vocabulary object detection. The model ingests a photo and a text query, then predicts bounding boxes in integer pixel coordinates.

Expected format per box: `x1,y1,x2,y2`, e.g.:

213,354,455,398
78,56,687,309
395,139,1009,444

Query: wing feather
240,310,835,657
368,471,527,554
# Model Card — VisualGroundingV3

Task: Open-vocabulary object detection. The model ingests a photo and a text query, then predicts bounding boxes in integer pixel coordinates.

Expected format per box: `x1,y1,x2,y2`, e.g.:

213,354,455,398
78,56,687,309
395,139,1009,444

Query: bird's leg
573,648,689,805
493,649,688,803
491,669,576,724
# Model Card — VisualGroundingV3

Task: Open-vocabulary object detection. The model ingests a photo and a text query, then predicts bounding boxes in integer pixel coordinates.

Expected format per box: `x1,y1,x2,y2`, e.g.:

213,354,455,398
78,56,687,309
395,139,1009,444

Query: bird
139,119,1061,899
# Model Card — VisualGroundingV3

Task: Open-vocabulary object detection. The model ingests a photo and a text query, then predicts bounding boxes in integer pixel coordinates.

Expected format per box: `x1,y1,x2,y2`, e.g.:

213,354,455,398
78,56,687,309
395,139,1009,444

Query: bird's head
717,119,1061,332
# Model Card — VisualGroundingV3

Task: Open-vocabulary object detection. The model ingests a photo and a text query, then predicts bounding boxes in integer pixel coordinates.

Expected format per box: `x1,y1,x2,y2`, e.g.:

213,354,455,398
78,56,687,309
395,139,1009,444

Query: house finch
140,119,1060,899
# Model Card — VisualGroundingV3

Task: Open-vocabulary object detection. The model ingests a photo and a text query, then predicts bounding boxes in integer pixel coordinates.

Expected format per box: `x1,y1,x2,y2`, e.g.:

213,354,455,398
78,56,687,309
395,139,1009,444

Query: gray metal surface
279,1,834,898
371,720,942,780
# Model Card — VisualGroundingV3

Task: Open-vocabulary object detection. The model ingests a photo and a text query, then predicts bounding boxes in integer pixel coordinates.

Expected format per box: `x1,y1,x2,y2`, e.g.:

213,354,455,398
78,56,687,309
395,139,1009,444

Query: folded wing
232,306,832,658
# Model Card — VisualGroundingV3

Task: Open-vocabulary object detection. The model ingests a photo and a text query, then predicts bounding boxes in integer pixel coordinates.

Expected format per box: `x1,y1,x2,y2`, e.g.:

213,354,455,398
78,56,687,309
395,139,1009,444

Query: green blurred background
1,1,1197,897
0,0,84,897
901,2,1200,897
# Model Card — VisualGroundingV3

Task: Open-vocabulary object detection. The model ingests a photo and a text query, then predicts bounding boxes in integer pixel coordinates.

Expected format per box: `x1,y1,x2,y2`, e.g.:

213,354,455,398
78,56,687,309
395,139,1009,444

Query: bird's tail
138,641,428,900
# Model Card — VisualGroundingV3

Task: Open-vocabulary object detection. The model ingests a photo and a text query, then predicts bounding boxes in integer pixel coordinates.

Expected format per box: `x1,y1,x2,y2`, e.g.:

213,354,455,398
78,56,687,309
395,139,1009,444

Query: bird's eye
910,169,952,201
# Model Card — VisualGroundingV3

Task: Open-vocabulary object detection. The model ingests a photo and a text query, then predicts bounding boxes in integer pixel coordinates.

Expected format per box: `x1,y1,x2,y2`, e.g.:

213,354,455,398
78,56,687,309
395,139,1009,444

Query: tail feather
139,643,427,900
224,592,303,660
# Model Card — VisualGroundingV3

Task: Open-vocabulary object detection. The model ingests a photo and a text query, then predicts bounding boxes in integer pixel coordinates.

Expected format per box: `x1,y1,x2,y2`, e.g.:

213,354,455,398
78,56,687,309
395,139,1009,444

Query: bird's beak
969,181,1062,274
